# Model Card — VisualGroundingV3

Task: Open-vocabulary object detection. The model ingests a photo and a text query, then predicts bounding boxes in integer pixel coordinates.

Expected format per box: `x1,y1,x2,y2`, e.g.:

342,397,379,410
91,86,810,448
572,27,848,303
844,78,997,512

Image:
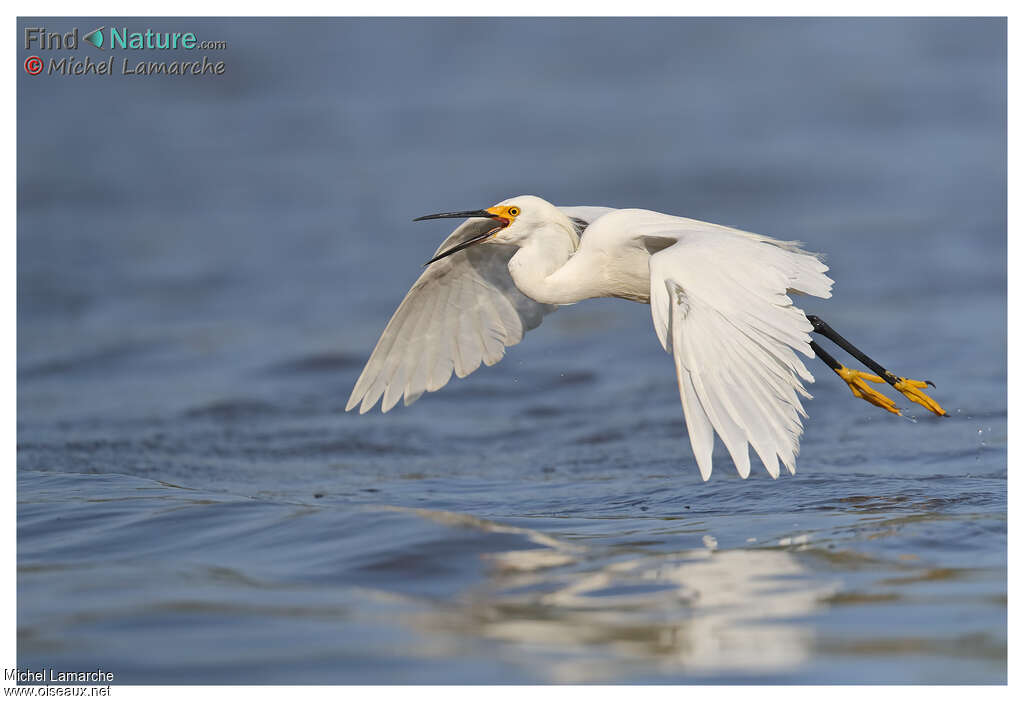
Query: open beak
415,209,509,265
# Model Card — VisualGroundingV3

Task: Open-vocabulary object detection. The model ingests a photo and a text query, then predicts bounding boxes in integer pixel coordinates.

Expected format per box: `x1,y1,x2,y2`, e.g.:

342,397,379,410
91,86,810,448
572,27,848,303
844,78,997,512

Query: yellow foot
835,367,900,415
892,377,948,417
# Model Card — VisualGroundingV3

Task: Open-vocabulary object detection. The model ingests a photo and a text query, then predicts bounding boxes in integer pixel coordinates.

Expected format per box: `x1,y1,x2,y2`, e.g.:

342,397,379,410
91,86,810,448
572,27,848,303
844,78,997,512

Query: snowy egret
346,195,946,480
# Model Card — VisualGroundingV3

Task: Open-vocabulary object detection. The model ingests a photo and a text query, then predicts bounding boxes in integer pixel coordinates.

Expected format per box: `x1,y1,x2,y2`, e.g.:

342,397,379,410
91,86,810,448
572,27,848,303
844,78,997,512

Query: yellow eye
508,207,520,217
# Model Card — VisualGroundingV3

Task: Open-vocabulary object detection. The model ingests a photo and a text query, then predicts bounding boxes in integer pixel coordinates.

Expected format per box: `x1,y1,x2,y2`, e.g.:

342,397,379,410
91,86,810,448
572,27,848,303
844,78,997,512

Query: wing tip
696,453,713,481
726,445,752,479
754,449,781,480
345,393,362,413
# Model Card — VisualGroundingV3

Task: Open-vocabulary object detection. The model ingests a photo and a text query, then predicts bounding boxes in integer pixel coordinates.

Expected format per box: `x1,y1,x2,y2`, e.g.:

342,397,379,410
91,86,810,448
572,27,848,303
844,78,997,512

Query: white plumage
347,195,834,480
346,218,556,414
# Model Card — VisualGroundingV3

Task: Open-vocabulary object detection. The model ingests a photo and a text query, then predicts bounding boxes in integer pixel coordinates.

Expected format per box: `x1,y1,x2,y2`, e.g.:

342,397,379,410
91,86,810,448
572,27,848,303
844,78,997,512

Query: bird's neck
507,221,586,305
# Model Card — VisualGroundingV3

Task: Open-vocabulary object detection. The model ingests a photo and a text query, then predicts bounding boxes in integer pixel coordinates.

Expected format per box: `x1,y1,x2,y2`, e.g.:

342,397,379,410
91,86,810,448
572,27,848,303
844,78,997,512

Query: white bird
347,195,946,480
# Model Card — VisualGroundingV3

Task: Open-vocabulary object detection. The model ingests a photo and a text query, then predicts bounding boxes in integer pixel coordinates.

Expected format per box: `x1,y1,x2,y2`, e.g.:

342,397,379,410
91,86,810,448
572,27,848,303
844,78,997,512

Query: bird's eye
508,207,520,217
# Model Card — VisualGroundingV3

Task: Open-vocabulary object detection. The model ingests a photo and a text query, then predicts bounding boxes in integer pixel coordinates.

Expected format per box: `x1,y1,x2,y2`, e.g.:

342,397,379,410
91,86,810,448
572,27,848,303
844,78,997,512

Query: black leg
809,315,892,386
806,315,935,389
805,314,946,417
808,340,842,372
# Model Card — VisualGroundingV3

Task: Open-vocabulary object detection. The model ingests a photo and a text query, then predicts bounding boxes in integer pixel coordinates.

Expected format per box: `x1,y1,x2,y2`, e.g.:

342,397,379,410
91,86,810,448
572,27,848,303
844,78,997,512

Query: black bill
416,209,508,266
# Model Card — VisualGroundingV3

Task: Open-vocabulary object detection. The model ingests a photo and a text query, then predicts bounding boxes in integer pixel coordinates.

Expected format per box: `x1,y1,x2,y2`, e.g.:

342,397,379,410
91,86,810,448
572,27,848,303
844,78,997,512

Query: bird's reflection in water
398,507,837,683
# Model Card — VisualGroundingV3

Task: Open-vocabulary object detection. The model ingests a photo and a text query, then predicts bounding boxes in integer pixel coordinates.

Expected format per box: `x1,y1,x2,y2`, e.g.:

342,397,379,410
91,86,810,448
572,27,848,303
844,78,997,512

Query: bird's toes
893,378,948,417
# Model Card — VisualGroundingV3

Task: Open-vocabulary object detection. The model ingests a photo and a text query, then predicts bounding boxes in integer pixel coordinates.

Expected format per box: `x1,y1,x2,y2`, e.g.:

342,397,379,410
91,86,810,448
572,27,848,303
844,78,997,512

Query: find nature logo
23,25,227,76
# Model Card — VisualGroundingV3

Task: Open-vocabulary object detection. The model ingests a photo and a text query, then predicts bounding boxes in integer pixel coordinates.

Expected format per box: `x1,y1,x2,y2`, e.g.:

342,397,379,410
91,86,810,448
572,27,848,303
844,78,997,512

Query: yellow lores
487,205,521,223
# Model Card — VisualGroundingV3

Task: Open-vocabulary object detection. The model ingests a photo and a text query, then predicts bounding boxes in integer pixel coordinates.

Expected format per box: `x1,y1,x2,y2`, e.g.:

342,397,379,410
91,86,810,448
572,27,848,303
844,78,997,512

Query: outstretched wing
348,208,614,413
346,219,534,413
592,210,833,480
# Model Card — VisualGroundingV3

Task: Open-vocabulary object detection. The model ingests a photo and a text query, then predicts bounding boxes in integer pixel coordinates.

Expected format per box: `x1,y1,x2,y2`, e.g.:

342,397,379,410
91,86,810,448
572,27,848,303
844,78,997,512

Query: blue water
17,18,1006,684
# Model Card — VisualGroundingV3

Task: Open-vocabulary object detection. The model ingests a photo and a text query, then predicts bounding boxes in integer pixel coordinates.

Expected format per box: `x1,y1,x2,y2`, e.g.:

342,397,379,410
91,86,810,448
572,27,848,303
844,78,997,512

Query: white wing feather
350,202,833,482
347,208,611,413
560,206,617,228
590,210,833,480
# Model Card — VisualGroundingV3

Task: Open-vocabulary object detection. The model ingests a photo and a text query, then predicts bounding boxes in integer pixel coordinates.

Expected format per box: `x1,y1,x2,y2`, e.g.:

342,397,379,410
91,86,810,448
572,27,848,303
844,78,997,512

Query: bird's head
415,195,565,265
